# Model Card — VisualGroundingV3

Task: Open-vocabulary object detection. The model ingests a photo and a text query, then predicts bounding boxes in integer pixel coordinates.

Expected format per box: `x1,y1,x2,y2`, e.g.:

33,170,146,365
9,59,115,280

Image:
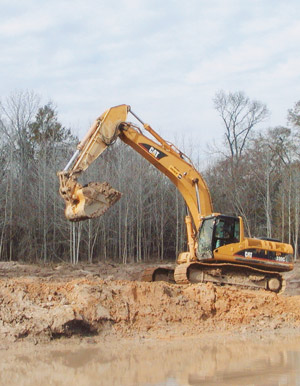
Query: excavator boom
58,105,213,227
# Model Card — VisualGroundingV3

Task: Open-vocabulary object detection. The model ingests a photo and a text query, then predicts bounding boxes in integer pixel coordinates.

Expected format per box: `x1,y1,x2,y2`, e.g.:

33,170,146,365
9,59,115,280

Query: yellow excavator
58,104,293,293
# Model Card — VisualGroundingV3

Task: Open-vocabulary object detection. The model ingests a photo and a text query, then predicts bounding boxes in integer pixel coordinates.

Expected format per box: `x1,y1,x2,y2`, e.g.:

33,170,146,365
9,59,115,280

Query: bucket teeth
65,181,122,221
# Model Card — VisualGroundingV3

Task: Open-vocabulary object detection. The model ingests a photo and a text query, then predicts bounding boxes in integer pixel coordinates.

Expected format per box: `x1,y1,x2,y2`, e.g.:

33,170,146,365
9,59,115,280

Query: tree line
0,90,299,264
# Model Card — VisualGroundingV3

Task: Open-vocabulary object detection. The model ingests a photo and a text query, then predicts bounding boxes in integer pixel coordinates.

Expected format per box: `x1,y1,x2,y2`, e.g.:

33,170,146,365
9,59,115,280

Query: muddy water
1,335,300,385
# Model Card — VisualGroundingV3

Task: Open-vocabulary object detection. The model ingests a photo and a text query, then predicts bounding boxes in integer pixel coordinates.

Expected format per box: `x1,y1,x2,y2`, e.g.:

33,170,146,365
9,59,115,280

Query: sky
1,0,300,157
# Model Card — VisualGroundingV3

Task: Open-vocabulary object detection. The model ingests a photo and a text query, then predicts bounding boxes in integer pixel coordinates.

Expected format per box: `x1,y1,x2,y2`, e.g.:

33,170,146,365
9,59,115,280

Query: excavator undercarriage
141,266,175,283
141,262,286,293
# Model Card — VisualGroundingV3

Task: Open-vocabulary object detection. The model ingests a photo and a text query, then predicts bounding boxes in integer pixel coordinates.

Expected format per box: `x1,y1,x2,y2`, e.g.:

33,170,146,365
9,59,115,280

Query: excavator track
141,266,175,283
174,262,286,293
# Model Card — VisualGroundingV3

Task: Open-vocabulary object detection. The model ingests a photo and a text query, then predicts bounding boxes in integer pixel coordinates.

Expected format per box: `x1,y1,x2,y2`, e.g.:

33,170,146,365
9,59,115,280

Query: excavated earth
0,261,300,344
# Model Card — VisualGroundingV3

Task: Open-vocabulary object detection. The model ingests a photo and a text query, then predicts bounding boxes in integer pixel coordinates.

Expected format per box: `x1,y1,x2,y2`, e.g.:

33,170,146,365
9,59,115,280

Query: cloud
1,0,300,158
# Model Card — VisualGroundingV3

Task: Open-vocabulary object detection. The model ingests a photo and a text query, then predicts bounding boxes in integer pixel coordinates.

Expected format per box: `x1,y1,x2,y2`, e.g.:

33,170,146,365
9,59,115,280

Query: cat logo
138,143,167,160
149,146,160,158
245,251,253,258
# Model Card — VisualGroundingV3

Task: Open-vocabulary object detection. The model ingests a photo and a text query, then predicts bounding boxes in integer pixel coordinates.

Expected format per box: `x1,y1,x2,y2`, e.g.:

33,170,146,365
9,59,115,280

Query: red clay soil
0,261,300,343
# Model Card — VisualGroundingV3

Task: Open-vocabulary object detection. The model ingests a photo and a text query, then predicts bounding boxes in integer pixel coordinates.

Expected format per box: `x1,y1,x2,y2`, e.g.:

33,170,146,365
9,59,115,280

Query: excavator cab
196,215,240,258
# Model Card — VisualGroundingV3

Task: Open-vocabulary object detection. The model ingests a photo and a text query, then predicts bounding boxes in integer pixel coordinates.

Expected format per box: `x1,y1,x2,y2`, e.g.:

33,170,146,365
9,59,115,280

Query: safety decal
168,165,182,179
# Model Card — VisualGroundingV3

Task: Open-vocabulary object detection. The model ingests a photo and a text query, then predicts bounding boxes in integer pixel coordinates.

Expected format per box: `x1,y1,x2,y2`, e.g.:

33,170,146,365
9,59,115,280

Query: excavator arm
58,104,213,230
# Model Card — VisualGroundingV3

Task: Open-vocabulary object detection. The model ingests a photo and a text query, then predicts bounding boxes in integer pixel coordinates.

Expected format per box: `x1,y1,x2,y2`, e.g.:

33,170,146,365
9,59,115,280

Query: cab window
213,217,240,249
197,218,214,257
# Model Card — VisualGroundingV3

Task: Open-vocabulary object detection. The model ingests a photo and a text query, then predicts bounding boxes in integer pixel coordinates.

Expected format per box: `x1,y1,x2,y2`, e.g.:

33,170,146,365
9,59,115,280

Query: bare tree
212,91,269,232
288,101,300,128
214,90,269,162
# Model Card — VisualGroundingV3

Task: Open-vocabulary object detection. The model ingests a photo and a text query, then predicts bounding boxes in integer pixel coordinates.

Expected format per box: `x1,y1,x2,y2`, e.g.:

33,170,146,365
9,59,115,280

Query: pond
1,334,300,385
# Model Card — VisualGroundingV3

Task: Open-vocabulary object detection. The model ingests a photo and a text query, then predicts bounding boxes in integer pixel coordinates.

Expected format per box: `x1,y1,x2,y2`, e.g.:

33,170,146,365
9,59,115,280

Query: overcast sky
1,0,300,155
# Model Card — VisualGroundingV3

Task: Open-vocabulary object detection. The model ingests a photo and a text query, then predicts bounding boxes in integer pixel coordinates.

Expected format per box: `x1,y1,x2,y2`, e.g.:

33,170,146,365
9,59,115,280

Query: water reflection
1,335,300,385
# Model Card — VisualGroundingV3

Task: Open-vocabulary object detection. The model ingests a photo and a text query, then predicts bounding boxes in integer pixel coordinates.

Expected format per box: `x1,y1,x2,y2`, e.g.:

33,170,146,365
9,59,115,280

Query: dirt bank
0,261,300,344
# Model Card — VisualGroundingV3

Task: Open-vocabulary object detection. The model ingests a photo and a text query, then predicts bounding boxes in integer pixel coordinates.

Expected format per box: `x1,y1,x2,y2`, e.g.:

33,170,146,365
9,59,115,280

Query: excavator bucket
63,181,122,221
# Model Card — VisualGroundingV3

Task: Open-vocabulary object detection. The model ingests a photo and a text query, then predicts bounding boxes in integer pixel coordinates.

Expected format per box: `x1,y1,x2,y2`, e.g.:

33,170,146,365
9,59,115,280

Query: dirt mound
0,262,300,343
